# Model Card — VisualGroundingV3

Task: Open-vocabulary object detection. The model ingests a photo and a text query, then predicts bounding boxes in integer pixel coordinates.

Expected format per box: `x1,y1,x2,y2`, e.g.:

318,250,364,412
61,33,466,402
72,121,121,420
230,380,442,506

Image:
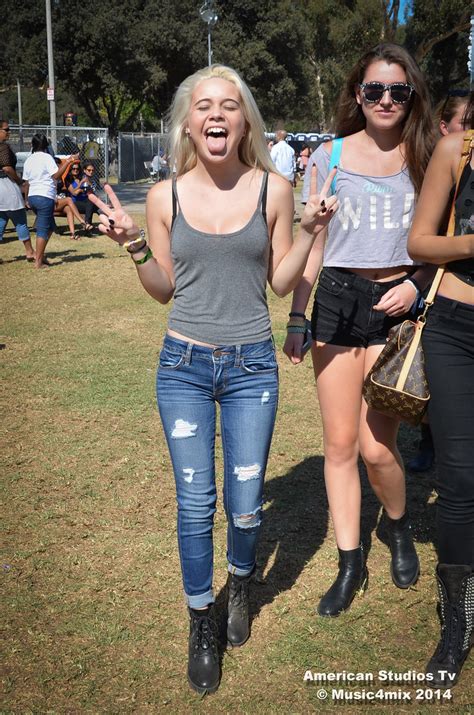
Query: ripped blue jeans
157,334,278,608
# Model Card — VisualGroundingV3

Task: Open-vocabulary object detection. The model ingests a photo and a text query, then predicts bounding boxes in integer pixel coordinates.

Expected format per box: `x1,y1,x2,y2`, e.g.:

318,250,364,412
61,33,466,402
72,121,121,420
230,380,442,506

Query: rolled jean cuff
228,563,254,577
186,588,214,609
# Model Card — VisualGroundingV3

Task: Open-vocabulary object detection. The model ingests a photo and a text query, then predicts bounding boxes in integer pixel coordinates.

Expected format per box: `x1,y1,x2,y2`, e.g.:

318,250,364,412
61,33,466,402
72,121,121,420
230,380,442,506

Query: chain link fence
118,133,168,182
9,125,109,184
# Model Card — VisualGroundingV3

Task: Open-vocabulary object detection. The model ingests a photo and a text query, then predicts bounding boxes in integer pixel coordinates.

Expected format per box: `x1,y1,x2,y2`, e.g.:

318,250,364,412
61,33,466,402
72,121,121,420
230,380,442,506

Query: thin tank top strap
258,171,269,225
171,176,179,230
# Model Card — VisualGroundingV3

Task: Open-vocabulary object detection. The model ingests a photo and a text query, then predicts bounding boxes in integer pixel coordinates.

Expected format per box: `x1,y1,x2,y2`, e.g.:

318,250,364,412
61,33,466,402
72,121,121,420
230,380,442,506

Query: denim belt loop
234,344,242,367
184,342,193,365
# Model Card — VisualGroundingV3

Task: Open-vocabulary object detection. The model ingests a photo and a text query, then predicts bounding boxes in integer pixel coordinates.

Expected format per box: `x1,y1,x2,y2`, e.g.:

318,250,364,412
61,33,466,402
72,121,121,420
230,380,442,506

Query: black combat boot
426,564,474,688
187,605,220,694
385,511,420,588
317,545,368,617
226,569,253,647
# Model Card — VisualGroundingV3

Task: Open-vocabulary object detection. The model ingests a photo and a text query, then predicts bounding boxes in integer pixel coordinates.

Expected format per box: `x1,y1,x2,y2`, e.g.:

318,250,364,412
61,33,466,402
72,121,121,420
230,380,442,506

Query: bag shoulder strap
329,138,343,195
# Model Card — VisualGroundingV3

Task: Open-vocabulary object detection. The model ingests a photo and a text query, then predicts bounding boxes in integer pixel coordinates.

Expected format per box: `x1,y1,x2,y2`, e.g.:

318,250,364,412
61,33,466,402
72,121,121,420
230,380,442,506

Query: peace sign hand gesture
301,165,339,236
88,184,141,245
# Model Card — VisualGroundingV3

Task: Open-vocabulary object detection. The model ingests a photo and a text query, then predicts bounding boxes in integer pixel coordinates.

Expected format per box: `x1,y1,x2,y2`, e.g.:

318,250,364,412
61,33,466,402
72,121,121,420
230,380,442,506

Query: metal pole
17,79,24,151
45,0,57,152
208,26,212,66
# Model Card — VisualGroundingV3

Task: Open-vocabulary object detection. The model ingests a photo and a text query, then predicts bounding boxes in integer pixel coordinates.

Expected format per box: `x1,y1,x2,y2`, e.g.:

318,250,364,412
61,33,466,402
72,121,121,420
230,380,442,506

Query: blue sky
398,0,412,23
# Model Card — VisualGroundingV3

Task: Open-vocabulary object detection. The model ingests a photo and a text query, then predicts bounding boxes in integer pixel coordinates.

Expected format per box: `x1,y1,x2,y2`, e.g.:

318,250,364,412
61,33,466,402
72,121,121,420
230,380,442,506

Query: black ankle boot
317,545,368,617
227,569,253,647
385,511,420,588
426,564,474,688
187,605,220,694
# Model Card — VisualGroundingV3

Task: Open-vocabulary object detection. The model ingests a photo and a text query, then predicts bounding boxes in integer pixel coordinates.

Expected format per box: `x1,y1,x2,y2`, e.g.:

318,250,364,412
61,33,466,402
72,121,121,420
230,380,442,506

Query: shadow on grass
214,447,436,631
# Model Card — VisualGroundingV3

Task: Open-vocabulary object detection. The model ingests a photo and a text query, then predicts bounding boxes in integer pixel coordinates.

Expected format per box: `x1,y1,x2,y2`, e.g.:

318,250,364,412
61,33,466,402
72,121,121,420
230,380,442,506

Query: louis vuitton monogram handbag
363,130,474,425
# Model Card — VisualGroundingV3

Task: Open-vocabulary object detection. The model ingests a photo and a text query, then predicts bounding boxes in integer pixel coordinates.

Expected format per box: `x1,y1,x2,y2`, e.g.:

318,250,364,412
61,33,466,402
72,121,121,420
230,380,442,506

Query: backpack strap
329,137,343,195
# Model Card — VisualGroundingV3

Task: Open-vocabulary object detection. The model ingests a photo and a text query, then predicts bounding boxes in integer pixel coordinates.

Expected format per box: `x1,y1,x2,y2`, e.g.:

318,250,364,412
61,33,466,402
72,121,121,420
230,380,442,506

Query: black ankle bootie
426,564,474,688
385,511,420,588
187,605,220,694
317,545,368,617
227,569,253,647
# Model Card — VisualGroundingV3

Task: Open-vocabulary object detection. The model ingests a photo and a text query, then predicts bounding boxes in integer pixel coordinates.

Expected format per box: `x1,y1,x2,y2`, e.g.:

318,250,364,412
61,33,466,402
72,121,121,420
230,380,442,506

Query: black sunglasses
440,89,469,119
1,126,10,132
360,82,414,104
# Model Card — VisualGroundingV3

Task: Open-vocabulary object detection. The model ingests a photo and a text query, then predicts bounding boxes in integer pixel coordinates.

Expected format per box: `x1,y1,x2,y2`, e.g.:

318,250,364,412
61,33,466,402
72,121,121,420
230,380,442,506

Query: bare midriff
438,272,474,306
167,328,218,348
345,265,413,282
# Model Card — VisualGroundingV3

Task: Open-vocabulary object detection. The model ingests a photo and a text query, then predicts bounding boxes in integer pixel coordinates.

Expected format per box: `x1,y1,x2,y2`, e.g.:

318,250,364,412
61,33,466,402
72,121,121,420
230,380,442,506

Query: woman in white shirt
22,134,77,268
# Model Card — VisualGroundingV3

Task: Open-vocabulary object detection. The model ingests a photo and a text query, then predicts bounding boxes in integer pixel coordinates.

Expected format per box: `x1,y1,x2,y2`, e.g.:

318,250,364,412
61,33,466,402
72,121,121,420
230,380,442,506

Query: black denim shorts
311,267,412,348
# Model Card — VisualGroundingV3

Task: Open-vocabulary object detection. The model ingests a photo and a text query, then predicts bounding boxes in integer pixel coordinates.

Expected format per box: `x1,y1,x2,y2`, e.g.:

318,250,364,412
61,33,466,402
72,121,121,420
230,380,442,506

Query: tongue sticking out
206,134,227,154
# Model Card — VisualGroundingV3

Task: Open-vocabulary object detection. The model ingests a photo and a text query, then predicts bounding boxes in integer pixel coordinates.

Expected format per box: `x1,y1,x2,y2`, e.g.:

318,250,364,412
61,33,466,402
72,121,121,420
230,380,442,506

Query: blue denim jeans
28,195,56,239
157,334,279,608
0,209,30,241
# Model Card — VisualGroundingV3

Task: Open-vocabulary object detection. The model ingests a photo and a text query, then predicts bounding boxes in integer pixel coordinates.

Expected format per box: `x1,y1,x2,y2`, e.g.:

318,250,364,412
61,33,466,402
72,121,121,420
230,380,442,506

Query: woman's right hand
283,331,305,365
88,184,140,245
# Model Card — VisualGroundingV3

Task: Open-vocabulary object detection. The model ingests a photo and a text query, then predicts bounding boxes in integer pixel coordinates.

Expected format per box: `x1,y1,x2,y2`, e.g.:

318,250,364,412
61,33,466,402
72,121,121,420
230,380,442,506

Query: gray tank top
167,172,272,344
305,144,417,268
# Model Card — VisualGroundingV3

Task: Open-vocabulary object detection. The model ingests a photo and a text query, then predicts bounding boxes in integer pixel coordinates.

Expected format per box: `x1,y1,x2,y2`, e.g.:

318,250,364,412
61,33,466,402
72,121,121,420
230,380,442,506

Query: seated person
54,157,86,239
65,162,97,232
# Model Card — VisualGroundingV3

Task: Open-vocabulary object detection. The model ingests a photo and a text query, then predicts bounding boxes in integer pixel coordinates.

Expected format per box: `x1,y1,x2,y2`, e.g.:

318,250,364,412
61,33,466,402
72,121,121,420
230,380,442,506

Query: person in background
66,162,97,232
437,89,469,136
270,130,296,184
408,93,473,688
88,63,337,695
0,120,36,262
22,133,77,268
285,43,436,617
54,158,87,240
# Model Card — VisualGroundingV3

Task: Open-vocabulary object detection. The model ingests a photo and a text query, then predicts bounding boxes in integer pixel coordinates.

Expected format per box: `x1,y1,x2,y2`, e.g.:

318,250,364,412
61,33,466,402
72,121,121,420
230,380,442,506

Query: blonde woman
90,64,337,694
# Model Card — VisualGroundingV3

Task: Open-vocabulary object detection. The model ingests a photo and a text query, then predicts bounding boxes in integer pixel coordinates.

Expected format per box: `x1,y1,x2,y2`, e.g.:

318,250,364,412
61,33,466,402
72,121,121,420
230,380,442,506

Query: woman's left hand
300,165,339,236
373,281,417,316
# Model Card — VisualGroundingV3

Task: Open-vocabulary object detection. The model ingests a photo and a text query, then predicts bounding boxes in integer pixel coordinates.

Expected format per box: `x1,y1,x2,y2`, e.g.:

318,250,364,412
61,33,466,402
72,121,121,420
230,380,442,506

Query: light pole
199,1,218,67
45,0,57,151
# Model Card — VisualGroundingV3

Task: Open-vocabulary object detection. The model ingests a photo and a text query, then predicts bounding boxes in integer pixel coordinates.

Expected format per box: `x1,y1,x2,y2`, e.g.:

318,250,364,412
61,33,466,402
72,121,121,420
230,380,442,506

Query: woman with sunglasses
66,162,96,232
408,94,473,687
89,64,337,694
22,134,78,268
0,120,36,261
284,43,436,616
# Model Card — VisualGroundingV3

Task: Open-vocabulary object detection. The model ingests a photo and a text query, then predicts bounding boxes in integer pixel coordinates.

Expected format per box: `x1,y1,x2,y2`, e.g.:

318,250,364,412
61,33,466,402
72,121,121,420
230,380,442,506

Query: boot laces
192,613,218,655
437,603,465,661
230,578,249,610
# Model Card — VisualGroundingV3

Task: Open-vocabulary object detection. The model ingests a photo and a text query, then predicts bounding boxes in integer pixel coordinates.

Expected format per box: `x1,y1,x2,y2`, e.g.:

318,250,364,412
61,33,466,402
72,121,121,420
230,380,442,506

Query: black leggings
422,295,474,566
75,197,95,224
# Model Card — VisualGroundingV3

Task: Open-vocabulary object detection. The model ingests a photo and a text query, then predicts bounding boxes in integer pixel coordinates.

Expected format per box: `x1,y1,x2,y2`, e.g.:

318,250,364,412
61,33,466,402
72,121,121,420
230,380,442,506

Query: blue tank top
167,172,272,344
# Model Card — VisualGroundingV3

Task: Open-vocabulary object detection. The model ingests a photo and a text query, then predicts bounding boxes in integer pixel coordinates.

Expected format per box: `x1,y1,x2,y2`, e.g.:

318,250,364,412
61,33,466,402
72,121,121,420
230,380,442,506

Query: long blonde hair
167,65,275,176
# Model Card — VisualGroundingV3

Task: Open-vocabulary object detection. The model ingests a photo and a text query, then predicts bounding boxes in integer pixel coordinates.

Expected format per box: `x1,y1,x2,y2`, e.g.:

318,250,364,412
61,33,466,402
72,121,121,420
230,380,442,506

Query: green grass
1,216,472,714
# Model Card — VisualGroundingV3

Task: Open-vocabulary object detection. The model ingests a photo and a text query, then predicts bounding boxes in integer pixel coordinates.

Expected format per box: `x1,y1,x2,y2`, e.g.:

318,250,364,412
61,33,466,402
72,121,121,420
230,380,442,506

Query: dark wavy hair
31,133,49,153
464,91,474,130
334,43,435,194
